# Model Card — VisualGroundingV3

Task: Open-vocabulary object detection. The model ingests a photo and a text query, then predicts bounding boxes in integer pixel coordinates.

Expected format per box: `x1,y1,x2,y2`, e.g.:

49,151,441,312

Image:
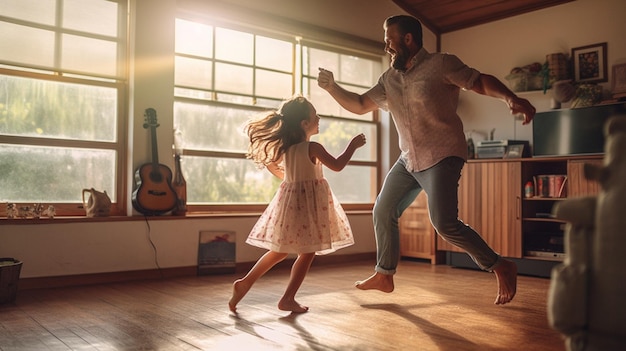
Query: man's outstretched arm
471,73,536,125
317,68,379,115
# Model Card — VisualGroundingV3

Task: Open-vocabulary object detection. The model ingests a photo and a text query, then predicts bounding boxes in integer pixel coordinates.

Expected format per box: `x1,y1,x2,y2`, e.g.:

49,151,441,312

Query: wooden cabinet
567,159,602,196
437,161,522,258
399,192,443,263
437,156,602,262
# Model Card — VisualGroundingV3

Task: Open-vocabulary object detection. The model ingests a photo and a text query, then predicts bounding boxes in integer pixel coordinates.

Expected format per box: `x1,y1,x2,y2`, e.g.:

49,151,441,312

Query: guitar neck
150,125,159,167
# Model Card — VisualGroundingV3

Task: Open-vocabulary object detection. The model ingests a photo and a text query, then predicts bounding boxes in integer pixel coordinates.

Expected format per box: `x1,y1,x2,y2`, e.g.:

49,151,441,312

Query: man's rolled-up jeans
372,156,501,275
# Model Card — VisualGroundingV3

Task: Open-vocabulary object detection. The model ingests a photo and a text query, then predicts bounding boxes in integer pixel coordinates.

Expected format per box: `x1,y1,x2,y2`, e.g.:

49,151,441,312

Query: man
317,15,536,305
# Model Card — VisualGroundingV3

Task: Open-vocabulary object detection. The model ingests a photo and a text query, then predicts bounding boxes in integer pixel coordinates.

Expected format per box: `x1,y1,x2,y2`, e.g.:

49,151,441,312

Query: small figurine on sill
6,203,17,219
43,205,56,218
31,203,44,218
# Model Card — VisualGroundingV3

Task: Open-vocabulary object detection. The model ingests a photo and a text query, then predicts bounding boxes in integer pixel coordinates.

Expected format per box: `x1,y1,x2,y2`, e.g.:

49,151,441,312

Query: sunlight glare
175,18,213,57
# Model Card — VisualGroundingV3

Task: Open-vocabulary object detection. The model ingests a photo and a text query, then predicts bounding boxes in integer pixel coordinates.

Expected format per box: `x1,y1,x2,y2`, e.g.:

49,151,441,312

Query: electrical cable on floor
143,215,164,278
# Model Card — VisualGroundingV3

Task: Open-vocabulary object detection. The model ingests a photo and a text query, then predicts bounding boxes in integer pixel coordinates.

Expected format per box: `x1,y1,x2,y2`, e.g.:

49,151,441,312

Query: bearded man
317,15,536,305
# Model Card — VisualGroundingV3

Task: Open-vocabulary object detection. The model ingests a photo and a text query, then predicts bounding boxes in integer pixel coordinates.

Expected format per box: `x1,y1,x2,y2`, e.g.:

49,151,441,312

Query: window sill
0,209,373,225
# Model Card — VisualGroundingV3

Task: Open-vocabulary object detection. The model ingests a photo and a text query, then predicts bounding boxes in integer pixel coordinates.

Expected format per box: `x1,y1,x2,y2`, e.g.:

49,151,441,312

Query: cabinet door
438,161,523,258
399,192,435,260
568,159,602,197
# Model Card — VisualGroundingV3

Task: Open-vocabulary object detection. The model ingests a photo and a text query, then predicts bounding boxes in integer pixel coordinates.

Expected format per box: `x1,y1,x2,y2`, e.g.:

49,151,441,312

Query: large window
0,0,127,216
174,17,382,210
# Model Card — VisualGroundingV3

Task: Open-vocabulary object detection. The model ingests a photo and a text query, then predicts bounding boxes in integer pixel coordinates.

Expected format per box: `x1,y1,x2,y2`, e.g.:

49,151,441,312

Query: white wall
445,0,626,144
0,214,376,278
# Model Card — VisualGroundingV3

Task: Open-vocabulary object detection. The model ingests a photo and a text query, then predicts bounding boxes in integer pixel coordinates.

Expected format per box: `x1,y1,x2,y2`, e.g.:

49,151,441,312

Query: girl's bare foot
228,279,250,312
493,259,517,305
355,272,394,293
278,299,309,313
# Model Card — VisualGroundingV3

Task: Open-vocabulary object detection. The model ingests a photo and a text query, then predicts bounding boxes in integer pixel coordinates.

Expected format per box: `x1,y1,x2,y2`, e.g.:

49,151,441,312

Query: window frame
0,0,128,217
174,15,382,212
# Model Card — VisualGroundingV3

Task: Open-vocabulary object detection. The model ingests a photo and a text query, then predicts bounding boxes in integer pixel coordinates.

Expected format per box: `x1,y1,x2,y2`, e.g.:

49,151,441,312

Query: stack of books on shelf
532,175,567,198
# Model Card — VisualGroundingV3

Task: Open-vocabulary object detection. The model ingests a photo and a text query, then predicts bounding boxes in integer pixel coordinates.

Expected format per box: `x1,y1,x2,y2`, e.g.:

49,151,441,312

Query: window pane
255,70,292,99
306,77,373,121
62,34,118,76
256,36,292,71
175,19,213,58
215,63,252,95
304,48,382,85
0,144,116,202
0,22,55,67
175,56,212,90
215,28,253,65
174,102,252,153
315,120,377,162
0,0,56,25
306,48,339,74
340,55,382,86
184,156,278,203
0,75,118,142
325,165,376,203
63,0,119,37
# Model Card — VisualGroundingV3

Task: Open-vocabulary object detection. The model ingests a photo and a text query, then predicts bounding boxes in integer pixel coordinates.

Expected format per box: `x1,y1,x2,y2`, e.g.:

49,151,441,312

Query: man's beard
390,44,411,71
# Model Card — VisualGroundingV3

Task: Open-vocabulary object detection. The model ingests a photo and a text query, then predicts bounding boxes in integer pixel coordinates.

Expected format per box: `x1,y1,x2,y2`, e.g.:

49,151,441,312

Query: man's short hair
384,15,423,48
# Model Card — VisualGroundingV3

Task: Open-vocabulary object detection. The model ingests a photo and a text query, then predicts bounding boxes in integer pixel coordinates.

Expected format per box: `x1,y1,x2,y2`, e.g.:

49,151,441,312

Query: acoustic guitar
132,108,177,215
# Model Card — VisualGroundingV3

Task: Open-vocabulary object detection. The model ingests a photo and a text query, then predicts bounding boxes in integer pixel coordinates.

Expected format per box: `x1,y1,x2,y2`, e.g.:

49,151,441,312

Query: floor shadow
279,313,327,351
360,303,479,351
229,313,268,341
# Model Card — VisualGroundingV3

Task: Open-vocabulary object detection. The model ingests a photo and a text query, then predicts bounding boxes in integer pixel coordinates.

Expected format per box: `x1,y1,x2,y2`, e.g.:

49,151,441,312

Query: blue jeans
372,156,500,274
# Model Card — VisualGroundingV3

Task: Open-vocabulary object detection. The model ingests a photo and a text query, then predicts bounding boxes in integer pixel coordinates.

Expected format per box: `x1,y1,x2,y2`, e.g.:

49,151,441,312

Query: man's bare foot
228,279,250,313
493,259,517,305
355,272,394,293
278,299,309,313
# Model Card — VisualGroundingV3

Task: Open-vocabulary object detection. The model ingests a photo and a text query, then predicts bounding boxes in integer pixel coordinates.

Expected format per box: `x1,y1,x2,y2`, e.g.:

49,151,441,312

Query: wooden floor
0,259,565,351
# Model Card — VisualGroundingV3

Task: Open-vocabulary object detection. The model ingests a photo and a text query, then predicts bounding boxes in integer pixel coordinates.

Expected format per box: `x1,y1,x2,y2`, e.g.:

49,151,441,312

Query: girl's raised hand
350,133,367,149
309,133,366,172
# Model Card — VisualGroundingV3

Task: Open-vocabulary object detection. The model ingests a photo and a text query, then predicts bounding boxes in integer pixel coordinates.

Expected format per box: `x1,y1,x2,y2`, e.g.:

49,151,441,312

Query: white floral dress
246,141,355,255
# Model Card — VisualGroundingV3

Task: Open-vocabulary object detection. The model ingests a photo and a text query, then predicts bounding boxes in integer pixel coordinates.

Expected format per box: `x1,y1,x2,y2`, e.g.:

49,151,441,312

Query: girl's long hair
245,95,311,168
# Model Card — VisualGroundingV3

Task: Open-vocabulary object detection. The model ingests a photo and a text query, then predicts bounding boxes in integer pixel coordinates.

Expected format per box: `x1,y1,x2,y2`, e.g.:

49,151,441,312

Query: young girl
228,95,366,313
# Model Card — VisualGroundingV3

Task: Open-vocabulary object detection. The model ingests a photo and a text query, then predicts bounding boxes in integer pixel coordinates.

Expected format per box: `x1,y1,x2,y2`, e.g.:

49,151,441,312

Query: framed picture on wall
571,42,608,83
612,63,626,96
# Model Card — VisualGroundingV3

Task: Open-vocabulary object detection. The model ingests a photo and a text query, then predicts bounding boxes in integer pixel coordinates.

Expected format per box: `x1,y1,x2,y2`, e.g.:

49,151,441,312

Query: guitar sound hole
150,171,163,183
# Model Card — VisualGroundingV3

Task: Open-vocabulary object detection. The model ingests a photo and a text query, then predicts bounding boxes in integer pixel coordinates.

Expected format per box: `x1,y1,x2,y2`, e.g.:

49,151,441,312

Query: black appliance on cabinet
532,103,626,157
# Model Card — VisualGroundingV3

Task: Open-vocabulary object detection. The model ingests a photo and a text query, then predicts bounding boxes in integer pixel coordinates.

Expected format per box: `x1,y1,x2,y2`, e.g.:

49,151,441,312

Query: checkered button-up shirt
366,48,480,172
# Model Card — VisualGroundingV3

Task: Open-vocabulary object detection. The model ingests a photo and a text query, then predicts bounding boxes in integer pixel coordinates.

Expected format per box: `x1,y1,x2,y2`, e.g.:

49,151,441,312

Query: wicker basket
546,53,569,85
0,258,22,304
506,72,544,92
